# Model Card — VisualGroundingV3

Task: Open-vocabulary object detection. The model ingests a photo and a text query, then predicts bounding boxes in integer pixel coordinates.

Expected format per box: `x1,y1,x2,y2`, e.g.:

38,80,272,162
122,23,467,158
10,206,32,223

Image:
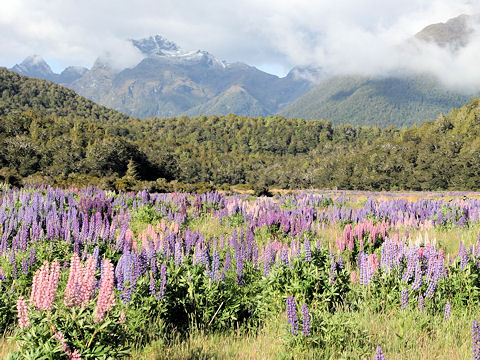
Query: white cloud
0,0,479,91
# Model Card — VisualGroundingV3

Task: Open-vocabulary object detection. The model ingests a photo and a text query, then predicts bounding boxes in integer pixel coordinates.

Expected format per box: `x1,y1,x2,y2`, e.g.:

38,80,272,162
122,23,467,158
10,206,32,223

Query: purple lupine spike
211,249,220,281
359,252,370,285
444,301,451,321
157,263,167,300
417,294,424,311
286,296,298,335
264,260,271,277
21,258,28,276
472,319,480,360
401,289,408,310
281,246,289,266
374,346,386,360
302,303,310,336
236,251,243,284
28,248,37,267
224,249,231,272
402,250,416,282
0,268,5,281
411,260,422,291
149,272,157,296
174,240,183,266
304,239,311,262
329,253,337,285
337,254,344,269
9,252,17,280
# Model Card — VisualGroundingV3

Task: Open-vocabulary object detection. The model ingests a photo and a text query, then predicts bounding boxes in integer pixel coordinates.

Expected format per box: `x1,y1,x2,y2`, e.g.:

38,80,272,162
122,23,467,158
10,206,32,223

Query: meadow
1,186,480,359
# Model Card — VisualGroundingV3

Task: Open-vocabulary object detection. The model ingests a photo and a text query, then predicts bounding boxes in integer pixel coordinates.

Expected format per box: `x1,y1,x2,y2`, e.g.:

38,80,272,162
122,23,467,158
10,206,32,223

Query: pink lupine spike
94,258,115,323
31,259,60,311
16,296,30,328
81,255,96,304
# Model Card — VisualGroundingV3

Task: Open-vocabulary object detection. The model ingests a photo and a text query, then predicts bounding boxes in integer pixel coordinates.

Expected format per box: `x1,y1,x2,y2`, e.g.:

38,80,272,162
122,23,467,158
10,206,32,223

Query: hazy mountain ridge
8,15,480,125
10,36,316,118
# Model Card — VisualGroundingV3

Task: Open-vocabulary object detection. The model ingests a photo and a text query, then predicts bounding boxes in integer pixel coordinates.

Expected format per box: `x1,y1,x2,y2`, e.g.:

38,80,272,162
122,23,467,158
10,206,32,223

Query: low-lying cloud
1,0,480,92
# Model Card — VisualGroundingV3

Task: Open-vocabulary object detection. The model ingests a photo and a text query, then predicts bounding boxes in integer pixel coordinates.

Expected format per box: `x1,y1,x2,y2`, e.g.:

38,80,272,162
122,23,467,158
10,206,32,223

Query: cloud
0,0,479,91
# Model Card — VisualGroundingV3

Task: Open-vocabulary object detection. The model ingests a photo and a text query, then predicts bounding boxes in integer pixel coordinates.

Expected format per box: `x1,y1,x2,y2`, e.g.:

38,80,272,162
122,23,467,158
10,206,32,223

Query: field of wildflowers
1,186,480,359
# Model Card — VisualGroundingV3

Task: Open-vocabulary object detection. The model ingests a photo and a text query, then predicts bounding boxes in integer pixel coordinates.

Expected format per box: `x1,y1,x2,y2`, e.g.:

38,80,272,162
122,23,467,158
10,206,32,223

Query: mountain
279,75,472,127
415,14,480,49
10,35,316,118
8,15,480,125
279,14,480,127
11,55,56,81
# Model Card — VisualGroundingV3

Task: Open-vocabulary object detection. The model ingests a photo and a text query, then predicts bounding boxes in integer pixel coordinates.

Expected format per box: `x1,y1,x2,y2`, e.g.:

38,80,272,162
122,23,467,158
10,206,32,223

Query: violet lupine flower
374,346,386,360
224,250,231,272
459,242,468,271
286,296,298,335
21,258,28,276
10,252,18,280
418,294,424,311
16,296,30,328
358,252,371,285
157,263,167,300
401,289,408,310
149,272,157,296
304,240,311,262
0,268,5,281
264,261,271,277
444,301,451,321
411,261,422,291
174,240,183,266
329,253,337,285
281,246,289,266
337,254,344,269
302,303,310,336
94,258,115,323
472,319,480,360
424,256,441,299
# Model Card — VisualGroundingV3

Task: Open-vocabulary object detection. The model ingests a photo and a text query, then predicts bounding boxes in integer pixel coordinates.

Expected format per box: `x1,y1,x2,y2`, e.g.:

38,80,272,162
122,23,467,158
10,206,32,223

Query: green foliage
4,67,480,191
8,305,130,360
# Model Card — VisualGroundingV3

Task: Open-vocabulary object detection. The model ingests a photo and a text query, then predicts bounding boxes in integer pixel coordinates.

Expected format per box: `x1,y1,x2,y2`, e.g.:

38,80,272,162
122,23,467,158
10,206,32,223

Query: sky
1,0,480,90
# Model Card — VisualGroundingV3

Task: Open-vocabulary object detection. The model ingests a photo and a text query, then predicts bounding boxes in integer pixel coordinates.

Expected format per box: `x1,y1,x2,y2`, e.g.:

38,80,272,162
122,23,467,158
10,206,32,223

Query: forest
1,67,480,192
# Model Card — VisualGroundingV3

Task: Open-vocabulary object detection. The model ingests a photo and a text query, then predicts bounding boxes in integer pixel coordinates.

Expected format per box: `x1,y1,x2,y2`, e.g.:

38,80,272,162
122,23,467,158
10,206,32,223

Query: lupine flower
119,308,126,324
157,263,167,300
286,296,298,335
401,289,408,310
30,259,60,311
444,301,451,321
411,261,422,291
418,294,424,311
374,346,386,360
64,254,96,307
16,296,30,328
302,303,310,336
472,319,480,360
304,240,311,262
329,253,337,285
94,258,115,323
54,330,71,355
350,270,358,283
69,349,82,360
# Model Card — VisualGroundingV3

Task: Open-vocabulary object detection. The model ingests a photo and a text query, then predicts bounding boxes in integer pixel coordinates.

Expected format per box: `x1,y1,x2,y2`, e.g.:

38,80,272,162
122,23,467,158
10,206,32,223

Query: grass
133,316,286,360
0,335,16,359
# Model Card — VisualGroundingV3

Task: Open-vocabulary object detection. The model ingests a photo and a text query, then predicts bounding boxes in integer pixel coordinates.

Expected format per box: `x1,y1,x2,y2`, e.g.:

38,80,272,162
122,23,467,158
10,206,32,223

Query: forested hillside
1,68,480,191
279,75,473,127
